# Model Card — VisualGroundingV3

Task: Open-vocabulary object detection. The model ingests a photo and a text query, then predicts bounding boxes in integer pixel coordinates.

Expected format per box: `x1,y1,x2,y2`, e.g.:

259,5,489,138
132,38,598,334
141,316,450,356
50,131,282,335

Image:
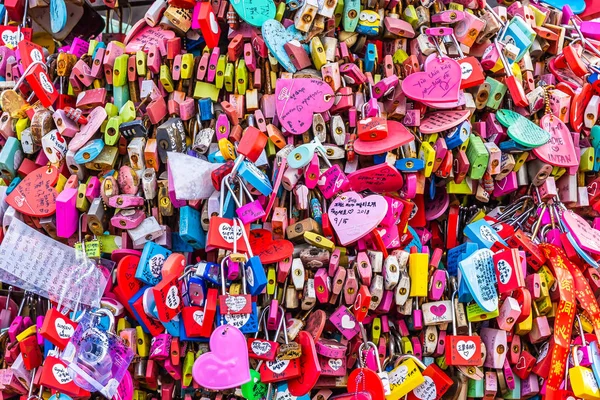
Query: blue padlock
136,242,172,286
179,206,206,249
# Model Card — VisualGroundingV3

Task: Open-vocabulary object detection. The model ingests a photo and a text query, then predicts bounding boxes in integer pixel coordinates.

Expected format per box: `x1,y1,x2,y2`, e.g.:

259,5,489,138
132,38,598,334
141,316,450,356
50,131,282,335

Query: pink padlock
317,165,350,199
52,110,79,138
150,333,171,360
56,188,78,238
481,327,507,369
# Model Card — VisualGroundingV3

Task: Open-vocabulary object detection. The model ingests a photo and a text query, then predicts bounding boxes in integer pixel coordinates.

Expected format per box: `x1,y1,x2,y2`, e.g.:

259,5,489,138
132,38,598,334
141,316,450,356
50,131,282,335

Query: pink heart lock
192,325,251,389
402,56,462,103
562,210,600,255
275,78,335,135
354,120,413,156
328,191,388,246
68,106,107,152
347,163,403,193
533,114,578,167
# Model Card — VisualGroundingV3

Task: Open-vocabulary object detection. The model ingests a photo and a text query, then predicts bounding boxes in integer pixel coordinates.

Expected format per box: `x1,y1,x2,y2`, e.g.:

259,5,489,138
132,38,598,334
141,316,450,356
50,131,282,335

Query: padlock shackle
450,290,458,336
274,305,288,344
235,218,254,258
396,354,427,371
90,307,116,333
575,315,587,346
13,61,48,93
358,341,384,373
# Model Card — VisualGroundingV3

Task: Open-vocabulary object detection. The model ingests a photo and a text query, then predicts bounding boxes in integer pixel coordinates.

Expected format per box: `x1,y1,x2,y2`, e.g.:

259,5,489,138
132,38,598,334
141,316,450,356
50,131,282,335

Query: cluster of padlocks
2,0,600,399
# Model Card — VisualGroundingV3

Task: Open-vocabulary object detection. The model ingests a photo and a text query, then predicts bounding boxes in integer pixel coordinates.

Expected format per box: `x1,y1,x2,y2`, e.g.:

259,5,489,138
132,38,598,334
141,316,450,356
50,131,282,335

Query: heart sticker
6,166,58,217
192,325,251,389
52,363,73,384
275,78,335,135
222,311,251,328
249,229,294,264
267,359,290,374
193,310,205,325
251,340,272,356
456,340,476,360
55,318,75,339
354,120,414,155
328,359,343,371
262,19,304,73
246,266,255,287
414,376,437,400
225,295,247,312
430,304,447,317
0,28,24,47
219,222,244,243
496,109,551,148
496,259,512,285
347,163,404,193
562,210,600,255
533,114,578,167
328,191,388,246
402,57,461,103
165,286,181,309
230,0,275,27
341,314,355,330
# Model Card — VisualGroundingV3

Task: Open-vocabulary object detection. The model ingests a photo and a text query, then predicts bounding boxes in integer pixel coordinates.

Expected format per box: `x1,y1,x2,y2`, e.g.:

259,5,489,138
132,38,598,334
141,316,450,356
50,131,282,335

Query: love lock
3,1,600,400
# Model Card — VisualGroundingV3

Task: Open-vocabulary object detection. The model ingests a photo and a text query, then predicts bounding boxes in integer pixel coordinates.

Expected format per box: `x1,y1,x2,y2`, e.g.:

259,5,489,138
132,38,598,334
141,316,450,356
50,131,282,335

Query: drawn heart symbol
6,166,58,217
496,259,512,285
328,191,388,246
230,0,275,26
262,19,304,73
219,222,243,243
328,359,343,371
456,340,476,360
192,325,251,390
251,340,272,356
54,318,75,339
402,57,461,103
249,229,294,264
340,314,355,330
430,304,447,318
275,78,335,135
414,376,437,400
533,114,578,167
225,295,247,312
516,356,526,370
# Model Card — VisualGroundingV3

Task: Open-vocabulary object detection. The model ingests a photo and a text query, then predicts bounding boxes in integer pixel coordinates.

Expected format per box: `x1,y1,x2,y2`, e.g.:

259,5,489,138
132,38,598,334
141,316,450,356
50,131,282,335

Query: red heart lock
6,165,58,217
249,229,294,264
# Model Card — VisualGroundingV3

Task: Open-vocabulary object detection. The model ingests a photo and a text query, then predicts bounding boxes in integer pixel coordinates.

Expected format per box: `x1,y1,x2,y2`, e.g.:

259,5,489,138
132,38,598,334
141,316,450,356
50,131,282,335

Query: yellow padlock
387,355,425,400
570,345,600,400
408,252,428,297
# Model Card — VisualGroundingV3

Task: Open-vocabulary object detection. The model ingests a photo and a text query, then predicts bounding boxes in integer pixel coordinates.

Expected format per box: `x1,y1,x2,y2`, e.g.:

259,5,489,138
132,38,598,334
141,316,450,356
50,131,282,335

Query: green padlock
241,369,268,400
